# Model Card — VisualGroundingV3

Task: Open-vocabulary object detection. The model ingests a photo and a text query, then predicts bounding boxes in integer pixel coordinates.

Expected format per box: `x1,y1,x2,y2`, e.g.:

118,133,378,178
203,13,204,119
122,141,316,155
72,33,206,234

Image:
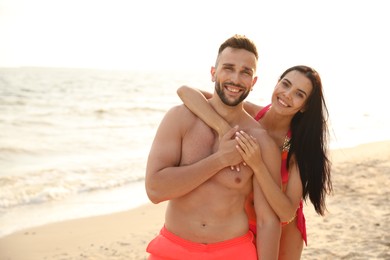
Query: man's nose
230,72,240,84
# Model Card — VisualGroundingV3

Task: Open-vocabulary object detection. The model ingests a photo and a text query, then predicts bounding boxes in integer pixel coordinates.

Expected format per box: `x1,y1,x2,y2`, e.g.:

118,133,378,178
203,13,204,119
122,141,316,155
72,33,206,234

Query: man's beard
215,81,250,106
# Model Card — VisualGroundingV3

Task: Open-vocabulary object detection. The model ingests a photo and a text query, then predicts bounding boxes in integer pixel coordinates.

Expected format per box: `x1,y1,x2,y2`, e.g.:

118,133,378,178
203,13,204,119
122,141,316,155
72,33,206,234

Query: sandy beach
1,141,389,260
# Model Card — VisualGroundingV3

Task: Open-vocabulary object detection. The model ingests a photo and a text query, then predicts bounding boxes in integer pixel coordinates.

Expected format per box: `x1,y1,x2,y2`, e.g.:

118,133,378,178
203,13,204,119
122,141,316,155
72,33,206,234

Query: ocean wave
0,98,26,106
0,147,37,156
9,119,56,127
0,163,146,209
87,106,167,117
128,106,168,113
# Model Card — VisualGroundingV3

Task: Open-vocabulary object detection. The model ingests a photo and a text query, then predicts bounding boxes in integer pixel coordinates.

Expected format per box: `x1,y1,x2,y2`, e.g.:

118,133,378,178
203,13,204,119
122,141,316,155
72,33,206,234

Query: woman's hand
235,130,263,169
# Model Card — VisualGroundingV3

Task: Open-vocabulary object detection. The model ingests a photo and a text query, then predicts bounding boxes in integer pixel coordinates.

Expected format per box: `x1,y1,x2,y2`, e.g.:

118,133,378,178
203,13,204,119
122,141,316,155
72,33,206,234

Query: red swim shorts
147,226,257,260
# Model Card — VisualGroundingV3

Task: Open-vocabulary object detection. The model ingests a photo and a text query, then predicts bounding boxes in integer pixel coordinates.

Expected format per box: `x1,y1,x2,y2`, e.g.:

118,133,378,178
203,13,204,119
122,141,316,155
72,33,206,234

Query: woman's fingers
235,131,257,150
235,134,247,151
239,130,257,144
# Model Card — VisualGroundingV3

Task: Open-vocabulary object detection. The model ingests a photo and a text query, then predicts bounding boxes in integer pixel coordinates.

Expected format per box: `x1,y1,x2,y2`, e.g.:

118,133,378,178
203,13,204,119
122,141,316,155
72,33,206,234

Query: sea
0,67,389,238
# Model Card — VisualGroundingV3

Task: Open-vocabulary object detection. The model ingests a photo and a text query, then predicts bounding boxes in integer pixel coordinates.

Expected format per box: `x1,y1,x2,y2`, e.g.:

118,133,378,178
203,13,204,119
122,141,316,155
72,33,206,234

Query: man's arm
145,105,241,204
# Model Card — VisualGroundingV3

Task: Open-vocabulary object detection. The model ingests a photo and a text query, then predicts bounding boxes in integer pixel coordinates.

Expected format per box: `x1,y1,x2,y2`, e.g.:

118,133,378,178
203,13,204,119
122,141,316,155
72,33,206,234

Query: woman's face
271,70,313,117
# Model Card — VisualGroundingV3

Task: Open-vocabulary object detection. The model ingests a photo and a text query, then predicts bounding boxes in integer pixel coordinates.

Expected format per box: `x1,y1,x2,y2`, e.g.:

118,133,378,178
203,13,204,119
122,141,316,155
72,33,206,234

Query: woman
177,65,332,259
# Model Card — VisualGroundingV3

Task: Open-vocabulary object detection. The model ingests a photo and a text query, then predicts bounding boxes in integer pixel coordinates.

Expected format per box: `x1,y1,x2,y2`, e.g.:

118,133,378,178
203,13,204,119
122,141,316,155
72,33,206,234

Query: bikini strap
254,104,272,121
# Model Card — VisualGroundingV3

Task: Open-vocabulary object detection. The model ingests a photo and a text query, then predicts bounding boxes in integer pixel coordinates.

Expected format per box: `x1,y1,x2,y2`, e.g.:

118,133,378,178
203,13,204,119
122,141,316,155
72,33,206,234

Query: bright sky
1,0,389,109
1,0,389,145
1,0,388,70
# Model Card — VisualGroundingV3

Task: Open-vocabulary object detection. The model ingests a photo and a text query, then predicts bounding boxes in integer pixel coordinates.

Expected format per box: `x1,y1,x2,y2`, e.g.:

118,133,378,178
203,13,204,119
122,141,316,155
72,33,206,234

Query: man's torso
165,105,262,243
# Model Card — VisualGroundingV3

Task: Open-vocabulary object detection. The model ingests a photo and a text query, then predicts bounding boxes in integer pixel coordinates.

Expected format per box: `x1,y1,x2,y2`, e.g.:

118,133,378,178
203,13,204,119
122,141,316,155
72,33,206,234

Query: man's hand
217,126,243,168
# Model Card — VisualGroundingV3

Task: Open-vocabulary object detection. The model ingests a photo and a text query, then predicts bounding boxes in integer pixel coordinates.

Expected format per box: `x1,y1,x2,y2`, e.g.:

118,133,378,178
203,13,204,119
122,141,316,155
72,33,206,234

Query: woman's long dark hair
283,65,332,215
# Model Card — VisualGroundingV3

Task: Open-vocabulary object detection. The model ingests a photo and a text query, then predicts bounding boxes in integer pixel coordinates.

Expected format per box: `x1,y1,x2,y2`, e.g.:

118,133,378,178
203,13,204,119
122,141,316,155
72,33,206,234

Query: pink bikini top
254,104,291,185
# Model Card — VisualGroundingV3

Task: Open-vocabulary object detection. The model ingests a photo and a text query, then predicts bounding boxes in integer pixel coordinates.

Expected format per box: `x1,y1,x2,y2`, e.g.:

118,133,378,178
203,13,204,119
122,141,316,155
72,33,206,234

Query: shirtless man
145,35,281,259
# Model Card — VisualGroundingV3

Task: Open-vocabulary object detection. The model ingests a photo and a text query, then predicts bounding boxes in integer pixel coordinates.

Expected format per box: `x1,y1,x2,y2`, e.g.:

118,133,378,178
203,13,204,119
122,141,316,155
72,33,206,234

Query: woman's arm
178,86,300,220
235,131,302,222
177,86,264,135
253,176,281,259
249,130,281,259
177,86,231,136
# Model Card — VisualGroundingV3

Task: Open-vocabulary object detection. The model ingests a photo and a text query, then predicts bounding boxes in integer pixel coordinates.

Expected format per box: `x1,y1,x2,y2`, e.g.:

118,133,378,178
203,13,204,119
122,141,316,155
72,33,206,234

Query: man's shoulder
252,128,276,147
164,104,198,123
243,119,271,141
166,104,194,115
241,113,265,131
249,125,267,137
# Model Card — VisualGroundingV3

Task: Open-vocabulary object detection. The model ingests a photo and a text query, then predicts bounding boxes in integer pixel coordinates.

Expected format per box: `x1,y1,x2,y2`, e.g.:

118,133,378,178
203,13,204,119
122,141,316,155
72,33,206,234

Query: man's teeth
227,86,240,93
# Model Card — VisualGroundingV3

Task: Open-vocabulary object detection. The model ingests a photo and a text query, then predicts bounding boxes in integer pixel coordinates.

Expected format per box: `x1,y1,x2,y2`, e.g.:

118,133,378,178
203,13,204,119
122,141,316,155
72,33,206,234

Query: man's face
211,47,257,106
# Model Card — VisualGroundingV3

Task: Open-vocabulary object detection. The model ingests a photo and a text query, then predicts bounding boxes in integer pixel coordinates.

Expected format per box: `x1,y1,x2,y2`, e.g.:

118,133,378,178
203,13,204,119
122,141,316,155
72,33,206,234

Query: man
145,34,281,259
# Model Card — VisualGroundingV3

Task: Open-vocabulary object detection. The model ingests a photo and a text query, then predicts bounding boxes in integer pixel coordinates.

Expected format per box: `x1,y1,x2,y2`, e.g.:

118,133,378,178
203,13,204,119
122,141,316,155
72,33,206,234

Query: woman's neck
259,108,292,147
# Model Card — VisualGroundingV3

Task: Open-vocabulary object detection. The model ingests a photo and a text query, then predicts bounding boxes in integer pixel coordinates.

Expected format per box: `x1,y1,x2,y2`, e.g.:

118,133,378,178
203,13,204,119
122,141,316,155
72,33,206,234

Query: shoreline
0,180,150,239
1,140,389,259
0,202,168,260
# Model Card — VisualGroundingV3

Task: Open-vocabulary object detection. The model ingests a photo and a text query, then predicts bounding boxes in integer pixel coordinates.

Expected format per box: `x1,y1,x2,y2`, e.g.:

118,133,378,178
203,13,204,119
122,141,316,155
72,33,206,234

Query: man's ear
210,66,216,82
252,76,258,87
